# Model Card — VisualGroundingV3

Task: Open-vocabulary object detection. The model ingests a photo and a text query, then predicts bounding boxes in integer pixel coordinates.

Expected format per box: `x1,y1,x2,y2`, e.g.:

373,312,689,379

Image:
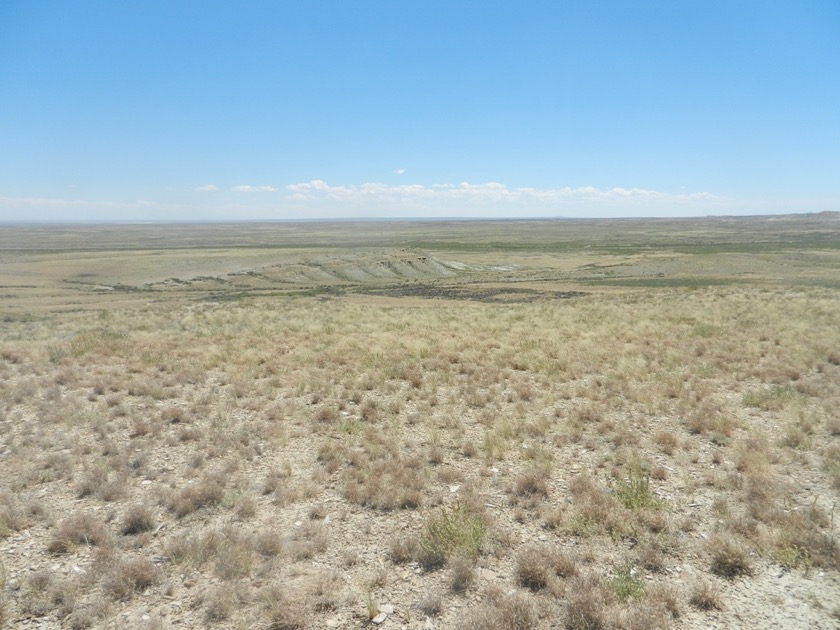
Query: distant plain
1,214,839,629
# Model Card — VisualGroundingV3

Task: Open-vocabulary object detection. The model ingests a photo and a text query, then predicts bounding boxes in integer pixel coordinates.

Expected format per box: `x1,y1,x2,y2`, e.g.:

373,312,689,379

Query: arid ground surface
1,214,840,629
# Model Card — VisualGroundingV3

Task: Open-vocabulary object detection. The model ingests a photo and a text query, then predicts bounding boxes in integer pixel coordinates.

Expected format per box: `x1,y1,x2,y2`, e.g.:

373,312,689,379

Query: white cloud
4,185,827,222
194,184,218,192
231,185,277,193
286,180,330,193
394,168,406,175
282,180,725,217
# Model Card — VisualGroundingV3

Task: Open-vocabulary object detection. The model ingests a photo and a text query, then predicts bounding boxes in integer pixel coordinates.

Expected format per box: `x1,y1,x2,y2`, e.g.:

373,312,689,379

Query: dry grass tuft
203,585,235,622
563,476,629,536
689,579,722,610
103,557,160,600
344,455,424,510
416,590,443,617
461,587,539,630
285,521,329,561
76,468,126,502
515,545,577,592
20,570,80,618
121,503,156,535
564,573,614,630
449,555,477,593
416,503,489,569
388,534,418,564
308,570,343,612
0,494,28,537
648,583,682,619
47,513,110,553
214,533,256,579
260,583,308,630
654,431,679,455
169,472,226,517
635,539,668,573
708,534,753,578
511,466,550,504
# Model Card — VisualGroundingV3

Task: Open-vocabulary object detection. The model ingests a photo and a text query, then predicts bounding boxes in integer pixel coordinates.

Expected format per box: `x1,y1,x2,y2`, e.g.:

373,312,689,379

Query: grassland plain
1,214,839,629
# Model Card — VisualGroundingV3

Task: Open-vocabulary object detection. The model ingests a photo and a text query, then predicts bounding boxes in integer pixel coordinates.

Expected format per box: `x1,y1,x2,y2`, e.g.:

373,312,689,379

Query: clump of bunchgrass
689,579,722,610
564,573,614,630
449,555,477,593
416,590,443,617
612,459,663,511
308,570,343,612
561,475,629,537
47,513,110,553
388,534,417,564
121,503,156,535
103,557,160,600
654,431,679,455
168,472,226,517
344,455,424,510
708,534,753,578
648,583,682,619
461,586,539,630
285,521,329,561
511,466,550,506
611,565,645,602
416,503,489,569
0,494,27,538
515,545,578,592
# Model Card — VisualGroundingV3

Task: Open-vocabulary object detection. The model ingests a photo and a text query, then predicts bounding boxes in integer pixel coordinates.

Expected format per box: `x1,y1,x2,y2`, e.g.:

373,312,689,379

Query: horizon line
2,210,838,227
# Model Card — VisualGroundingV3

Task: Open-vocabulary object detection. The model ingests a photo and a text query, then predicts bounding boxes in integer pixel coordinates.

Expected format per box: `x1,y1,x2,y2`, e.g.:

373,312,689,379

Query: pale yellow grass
1,218,839,628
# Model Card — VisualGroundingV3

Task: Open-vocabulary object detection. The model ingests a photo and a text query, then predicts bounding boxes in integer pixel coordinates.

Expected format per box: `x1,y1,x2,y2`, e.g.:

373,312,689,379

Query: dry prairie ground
1,214,839,629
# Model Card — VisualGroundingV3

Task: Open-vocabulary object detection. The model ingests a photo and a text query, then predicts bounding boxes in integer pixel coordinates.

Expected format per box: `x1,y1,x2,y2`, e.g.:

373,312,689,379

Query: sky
1,1,838,222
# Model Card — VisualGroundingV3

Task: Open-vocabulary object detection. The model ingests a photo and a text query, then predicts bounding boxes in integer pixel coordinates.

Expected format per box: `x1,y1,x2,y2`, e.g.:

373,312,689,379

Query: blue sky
1,1,838,221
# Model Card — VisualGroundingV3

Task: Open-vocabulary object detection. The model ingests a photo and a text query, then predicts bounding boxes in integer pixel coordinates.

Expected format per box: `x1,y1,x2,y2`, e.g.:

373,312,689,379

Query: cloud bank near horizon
0,180,828,222
284,180,723,214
